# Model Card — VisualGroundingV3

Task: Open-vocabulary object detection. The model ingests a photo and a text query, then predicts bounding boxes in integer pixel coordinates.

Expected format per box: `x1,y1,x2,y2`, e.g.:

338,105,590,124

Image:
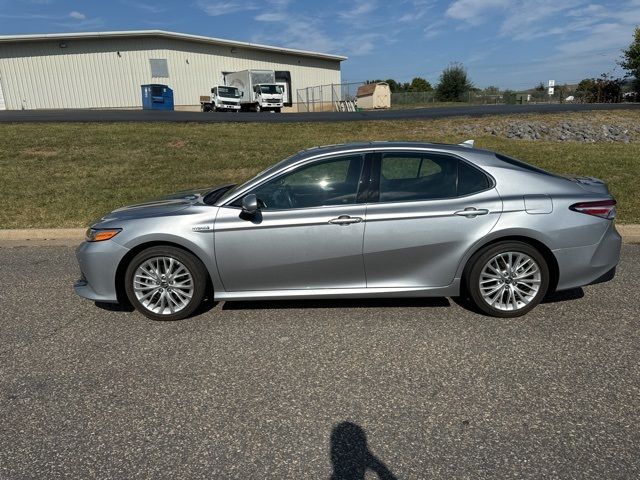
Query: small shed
356,82,391,109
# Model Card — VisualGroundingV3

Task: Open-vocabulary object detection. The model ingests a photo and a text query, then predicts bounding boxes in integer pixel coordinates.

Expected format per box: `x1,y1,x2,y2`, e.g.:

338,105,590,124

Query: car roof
300,140,484,155
284,141,494,164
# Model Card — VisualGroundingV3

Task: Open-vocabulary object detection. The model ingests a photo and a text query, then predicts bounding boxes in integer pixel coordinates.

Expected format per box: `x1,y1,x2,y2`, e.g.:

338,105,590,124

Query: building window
149,59,169,78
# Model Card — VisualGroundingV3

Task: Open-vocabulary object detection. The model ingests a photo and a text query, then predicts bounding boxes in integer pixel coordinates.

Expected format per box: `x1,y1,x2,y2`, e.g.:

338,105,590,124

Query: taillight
570,199,616,219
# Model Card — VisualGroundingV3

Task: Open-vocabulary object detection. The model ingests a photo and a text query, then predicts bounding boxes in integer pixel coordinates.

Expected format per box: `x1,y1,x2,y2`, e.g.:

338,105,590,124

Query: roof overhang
0,29,348,62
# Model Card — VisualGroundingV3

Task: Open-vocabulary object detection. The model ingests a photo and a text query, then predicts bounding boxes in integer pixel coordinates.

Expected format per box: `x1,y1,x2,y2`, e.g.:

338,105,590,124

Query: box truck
225,70,284,112
200,85,242,112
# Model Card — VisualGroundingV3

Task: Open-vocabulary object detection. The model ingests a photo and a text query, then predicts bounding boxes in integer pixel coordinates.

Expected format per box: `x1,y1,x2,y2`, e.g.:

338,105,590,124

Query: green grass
1,111,639,228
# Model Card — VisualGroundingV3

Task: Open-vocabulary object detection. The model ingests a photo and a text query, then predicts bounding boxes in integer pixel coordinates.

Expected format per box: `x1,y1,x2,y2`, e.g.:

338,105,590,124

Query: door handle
329,215,363,225
454,207,489,218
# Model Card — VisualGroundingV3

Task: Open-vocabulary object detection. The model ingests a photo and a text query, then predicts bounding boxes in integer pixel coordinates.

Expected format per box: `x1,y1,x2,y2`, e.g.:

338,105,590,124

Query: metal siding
0,37,341,109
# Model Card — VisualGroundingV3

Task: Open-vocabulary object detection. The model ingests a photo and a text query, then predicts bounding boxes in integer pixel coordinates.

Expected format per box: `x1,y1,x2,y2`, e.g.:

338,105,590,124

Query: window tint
458,161,490,196
378,152,491,202
381,154,441,180
247,155,364,210
379,153,457,202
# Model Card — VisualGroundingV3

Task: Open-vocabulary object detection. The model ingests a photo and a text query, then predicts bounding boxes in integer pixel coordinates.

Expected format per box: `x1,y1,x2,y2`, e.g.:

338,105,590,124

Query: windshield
218,86,240,98
259,85,281,94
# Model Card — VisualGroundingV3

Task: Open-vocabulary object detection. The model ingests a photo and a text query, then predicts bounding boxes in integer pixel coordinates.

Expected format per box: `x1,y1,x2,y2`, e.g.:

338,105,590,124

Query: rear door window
377,152,491,202
378,153,457,202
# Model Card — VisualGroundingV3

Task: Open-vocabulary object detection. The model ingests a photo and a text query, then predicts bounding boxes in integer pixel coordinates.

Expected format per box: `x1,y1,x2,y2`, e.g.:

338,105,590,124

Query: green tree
619,26,640,93
409,77,432,92
435,63,473,101
482,85,500,95
576,75,622,103
534,82,545,92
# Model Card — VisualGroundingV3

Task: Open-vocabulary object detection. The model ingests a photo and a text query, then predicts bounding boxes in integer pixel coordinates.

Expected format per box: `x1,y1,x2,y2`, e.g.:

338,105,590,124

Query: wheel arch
460,235,559,295
115,240,214,306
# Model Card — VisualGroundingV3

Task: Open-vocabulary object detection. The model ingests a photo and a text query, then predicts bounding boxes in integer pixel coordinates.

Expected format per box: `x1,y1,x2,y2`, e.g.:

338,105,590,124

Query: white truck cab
252,84,284,112
200,85,242,112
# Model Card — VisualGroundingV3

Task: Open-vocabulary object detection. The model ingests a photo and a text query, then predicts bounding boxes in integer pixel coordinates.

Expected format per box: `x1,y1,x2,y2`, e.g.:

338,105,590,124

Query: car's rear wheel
467,241,549,318
125,246,207,321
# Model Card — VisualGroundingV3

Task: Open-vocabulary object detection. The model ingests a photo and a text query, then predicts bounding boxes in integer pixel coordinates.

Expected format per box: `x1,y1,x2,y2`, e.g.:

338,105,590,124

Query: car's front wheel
124,246,207,321
467,241,549,318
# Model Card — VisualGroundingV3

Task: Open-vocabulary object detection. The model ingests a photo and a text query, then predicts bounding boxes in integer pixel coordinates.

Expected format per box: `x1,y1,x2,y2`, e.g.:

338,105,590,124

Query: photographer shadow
330,421,397,480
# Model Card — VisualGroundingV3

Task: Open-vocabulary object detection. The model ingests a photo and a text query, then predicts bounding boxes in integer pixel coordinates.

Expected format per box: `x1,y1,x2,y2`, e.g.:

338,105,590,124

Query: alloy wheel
133,256,194,315
479,251,542,312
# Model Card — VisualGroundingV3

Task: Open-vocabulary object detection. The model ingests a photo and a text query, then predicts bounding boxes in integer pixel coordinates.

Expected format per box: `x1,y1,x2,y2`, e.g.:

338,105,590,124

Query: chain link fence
295,82,575,112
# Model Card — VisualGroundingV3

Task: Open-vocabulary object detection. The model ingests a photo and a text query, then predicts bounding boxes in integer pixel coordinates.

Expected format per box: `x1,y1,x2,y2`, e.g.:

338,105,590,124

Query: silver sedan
75,141,621,320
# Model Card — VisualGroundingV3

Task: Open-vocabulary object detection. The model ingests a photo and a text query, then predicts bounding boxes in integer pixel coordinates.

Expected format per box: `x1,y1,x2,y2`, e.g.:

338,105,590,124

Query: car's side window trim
369,150,495,204
223,152,373,211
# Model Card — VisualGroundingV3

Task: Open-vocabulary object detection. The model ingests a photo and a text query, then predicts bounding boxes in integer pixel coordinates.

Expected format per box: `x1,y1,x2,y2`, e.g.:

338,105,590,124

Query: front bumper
553,221,622,291
74,240,130,303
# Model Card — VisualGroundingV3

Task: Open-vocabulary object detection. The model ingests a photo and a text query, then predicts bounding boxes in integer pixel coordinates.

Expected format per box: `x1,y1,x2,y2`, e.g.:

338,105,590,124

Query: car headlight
85,228,122,242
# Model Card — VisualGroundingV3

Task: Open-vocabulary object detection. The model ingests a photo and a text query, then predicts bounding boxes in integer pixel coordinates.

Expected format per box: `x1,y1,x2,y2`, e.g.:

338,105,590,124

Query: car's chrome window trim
220,146,495,207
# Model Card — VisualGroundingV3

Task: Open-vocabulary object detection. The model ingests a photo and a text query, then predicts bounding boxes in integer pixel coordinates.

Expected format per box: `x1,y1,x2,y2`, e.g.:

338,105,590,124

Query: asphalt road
1,103,639,123
1,245,639,479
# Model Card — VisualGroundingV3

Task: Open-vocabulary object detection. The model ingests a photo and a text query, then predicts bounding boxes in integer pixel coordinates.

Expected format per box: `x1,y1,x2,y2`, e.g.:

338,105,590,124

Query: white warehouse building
0,30,346,111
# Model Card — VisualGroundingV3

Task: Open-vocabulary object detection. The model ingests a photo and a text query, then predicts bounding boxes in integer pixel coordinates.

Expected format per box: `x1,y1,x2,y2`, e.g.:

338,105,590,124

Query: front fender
111,209,224,294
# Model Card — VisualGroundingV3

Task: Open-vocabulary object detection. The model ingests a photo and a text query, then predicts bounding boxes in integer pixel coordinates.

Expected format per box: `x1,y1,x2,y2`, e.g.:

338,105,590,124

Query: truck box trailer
224,70,284,112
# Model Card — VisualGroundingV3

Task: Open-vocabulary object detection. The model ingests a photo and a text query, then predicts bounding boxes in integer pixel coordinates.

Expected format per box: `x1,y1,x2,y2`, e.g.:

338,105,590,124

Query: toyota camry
75,141,621,320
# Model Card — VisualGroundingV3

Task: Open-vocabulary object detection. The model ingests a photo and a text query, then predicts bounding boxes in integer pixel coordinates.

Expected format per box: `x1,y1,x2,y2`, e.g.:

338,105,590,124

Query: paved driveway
1,245,638,479
1,102,639,123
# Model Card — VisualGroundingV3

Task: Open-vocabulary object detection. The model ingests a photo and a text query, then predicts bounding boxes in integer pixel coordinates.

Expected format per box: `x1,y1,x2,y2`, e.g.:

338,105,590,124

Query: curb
1,225,639,247
0,228,85,247
620,224,640,244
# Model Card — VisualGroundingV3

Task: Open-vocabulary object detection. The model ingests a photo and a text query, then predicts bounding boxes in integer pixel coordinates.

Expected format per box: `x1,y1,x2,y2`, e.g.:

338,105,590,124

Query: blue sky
1,0,639,89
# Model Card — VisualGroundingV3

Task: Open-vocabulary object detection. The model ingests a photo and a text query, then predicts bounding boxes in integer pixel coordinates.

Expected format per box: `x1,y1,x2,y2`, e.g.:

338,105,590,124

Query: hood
95,185,234,224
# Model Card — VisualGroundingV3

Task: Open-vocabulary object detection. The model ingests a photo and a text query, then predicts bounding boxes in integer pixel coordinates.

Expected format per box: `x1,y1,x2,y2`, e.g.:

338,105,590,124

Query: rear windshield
495,153,553,176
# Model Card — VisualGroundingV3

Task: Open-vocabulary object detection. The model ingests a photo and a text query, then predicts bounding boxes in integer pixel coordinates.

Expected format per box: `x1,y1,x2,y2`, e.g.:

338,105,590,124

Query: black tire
466,241,549,318
255,103,261,112
275,108,282,113
202,104,212,113
124,246,207,321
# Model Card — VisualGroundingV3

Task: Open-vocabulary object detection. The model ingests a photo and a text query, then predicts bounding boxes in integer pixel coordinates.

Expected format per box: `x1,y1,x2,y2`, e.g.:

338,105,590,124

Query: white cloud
122,1,167,14
196,1,257,16
338,0,377,20
69,11,86,20
397,0,434,23
445,0,511,25
255,12,288,22
424,20,445,39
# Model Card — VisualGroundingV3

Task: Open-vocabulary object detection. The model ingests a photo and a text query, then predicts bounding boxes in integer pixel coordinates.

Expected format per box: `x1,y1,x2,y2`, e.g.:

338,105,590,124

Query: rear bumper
74,240,130,303
553,221,622,291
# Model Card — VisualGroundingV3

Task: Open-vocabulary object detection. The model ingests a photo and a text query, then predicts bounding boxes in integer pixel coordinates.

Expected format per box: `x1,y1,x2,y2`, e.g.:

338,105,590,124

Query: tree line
365,26,640,104
367,63,473,102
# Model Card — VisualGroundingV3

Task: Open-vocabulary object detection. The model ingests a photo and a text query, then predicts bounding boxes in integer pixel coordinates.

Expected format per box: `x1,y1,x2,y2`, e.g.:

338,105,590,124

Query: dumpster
141,84,174,111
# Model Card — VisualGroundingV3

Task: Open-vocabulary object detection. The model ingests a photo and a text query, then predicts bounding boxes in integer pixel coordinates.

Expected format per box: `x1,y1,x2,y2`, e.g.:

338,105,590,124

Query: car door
214,153,370,292
363,150,502,288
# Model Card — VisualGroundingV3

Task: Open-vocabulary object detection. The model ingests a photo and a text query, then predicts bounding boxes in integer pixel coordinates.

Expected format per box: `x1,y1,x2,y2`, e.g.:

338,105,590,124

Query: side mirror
241,194,259,214
211,88,215,94
241,92,244,98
